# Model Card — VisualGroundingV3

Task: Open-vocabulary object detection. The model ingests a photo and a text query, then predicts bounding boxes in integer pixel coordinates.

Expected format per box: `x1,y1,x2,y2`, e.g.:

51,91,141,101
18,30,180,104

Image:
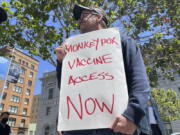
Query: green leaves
0,0,179,70
117,0,123,7
1,1,8,7
152,88,180,122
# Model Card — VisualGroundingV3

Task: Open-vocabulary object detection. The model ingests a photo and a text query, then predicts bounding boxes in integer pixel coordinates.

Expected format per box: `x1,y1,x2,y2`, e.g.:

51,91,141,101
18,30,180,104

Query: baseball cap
0,7,7,23
73,4,109,26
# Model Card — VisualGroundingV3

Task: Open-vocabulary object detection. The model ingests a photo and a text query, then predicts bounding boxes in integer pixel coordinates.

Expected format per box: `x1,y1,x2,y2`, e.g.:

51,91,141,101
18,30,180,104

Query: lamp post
0,48,15,105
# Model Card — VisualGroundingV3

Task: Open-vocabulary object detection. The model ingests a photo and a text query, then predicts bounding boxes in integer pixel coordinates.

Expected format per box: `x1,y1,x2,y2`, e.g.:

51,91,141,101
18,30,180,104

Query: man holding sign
56,4,150,135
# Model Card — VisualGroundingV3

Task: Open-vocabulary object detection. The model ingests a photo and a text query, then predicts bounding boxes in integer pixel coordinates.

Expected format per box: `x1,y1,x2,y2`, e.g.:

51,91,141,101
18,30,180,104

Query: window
11,95,20,103
19,59,21,64
20,119,25,127
22,108,27,115
4,82,9,89
18,77,24,83
29,72,33,78
26,89,31,96
12,56,15,60
29,131,33,135
24,98,29,105
9,106,18,113
31,65,35,70
8,117,16,126
2,92,7,100
48,82,53,86
13,86,22,93
26,62,28,66
0,104,4,111
166,128,173,135
20,67,25,74
46,107,51,115
22,61,25,65
28,80,32,86
44,126,50,135
48,88,53,99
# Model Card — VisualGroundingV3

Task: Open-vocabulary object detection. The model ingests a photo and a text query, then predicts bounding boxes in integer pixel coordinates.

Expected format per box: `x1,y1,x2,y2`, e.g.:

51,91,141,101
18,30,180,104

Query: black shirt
0,122,11,135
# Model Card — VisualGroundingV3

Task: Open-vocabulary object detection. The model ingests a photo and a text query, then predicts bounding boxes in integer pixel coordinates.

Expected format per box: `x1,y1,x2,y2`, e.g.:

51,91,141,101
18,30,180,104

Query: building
28,123,37,135
27,95,40,135
0,47,39,135
30,95,40,123
35,71,59,135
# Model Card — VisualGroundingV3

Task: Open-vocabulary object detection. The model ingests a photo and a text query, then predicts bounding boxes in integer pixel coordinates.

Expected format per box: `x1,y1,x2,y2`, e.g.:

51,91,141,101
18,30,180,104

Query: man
55,4,150,135
0,112,11,135
0,7,7,23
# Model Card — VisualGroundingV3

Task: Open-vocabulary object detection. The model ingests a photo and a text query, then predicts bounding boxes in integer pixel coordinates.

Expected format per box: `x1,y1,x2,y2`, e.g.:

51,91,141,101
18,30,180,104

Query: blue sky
0,56,10,80
32,56,55,95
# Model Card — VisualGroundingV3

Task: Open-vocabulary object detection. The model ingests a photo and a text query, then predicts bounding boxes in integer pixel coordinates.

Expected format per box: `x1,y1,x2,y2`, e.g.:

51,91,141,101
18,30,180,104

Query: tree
0,0,179,86
151,88,180,122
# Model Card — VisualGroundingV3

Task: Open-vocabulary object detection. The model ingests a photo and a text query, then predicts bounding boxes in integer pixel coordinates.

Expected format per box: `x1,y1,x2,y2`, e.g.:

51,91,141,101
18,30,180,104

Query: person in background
0,7,7,23
0,112,11,135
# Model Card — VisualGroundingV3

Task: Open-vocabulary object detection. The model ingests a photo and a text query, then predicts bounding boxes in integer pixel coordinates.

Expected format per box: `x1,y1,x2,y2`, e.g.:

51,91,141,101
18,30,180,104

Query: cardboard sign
0,56,21,83
58,28,128,131
7,62,21,83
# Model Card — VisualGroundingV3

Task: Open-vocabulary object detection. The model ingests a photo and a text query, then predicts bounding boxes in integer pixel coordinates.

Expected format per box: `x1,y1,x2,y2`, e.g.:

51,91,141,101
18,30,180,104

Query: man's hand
56,131,62,135
111,115,137,135
55,45,67,62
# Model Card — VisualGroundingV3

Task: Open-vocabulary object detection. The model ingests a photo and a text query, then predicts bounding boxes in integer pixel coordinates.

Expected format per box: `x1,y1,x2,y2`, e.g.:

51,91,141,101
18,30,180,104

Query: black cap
73,4,109,26
0,7,7,23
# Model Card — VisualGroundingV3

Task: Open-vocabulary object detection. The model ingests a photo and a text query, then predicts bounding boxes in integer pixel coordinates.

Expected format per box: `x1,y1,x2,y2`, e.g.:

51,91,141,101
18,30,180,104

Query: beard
79,18,98,34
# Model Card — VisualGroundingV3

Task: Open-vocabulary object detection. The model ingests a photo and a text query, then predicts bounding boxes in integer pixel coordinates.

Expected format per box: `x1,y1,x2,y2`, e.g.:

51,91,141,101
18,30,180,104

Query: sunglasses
80,12,99,19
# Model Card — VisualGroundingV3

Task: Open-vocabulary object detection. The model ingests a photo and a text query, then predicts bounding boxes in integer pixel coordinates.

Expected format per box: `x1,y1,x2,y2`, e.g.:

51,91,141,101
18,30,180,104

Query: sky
0,56,10,80
31,56,55,95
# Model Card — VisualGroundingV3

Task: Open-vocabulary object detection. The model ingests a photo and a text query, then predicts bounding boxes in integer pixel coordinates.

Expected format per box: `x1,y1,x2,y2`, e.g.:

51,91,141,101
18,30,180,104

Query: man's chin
80,27,89,33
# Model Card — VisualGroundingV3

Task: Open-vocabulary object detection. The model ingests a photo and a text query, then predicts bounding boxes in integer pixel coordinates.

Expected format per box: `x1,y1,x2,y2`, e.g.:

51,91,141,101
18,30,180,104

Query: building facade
35,71,59,135
28,123,37,135
0,47,39,135
27,95,40,135
30,95,40,123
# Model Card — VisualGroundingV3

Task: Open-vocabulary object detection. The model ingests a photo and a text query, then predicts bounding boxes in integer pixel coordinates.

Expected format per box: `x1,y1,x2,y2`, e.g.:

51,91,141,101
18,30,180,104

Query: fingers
113,122,123,133
111,115,124,133
56,131,62,135
55,46,66,54
55,45,67,62
111,115,137,135
111,116,120,129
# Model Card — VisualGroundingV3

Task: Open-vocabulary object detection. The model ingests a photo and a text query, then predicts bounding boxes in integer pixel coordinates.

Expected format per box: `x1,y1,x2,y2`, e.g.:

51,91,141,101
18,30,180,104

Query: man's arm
111,34,150,134
56,60,62,89
121,34,150,126
55,45,66,89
